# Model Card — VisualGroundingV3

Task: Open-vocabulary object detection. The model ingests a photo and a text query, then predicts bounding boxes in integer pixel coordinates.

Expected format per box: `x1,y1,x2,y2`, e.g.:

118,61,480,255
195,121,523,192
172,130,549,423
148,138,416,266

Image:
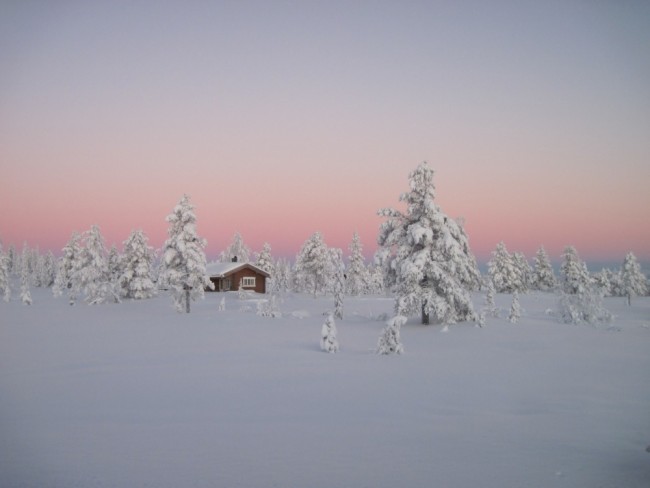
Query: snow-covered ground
1,289,649,488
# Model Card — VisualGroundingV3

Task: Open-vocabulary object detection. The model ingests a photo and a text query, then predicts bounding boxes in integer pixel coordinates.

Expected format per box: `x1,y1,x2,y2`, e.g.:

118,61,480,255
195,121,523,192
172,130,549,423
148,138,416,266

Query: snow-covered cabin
206,262,270,294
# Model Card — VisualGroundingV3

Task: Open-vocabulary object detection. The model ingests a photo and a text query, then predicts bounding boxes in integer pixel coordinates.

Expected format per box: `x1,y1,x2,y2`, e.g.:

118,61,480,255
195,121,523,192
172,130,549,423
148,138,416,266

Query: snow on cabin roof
206,262,270,278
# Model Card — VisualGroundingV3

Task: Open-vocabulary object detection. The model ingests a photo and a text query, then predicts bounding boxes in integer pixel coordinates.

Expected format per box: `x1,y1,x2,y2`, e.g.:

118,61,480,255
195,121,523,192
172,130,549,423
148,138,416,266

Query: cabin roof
206,262,270,278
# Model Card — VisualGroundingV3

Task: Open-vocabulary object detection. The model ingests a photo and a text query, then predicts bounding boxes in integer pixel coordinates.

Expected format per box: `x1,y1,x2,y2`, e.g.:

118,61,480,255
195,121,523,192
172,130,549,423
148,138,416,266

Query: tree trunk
185,287,191,313
627,293,631,306
421,302,430,325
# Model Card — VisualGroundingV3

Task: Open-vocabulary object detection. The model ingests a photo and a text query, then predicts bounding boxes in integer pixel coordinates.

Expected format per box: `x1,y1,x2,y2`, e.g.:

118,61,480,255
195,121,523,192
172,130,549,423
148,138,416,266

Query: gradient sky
1,1,649,264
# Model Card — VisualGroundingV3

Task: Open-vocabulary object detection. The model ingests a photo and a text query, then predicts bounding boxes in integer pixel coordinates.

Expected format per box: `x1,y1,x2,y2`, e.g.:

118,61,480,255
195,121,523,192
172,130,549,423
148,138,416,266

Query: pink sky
1,2,649,265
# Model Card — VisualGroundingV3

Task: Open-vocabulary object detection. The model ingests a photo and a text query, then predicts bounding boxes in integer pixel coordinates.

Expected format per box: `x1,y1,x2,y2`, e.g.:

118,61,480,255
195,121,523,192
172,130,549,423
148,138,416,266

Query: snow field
1,289,649,488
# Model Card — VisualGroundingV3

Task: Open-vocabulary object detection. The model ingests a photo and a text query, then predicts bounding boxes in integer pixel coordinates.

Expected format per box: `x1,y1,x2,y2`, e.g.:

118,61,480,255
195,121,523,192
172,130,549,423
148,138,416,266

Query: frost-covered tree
366,264,385,295
20,262,32,305
559,246,591,295
53,232,83,305
255,242,274,274
330,248,345,319
347,232,367,296
160,195,214,313
512,252,531,292
0,245,11,302
508,291,521,323
593,268,614,297
531,246,556,291
108,245,123,283
273,258,292,293
620,252,647,305
321,313,339,353
76,225,119,304
376,162,480,325
294,232,332,296
7,244,16,275
483,278,499,318
38,251,56,288
120,229,157,300
218,296,226,311
220,232,251,263
487,242,520,293
377,315,406,355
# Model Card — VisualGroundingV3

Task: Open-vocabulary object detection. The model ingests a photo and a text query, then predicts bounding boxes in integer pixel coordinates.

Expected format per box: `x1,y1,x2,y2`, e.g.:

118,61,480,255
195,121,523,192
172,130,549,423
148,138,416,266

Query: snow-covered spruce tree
272,258,292,293
330,248,345,320
512,252,531,292
53,232,82,305
294,232,332,296
376,162,480,325
20,261,32,305
508,291,521,323
559,246,592,295
377,315,406,354
39,251,56,288
320,313,339,353
160,195,214,313
76,225,120,304
347,231,367,296
620,252,647,306
7,245,16,276
220,231,251,263
366,264,385,295
531,246,556,291
487,242,520,293
593,268,614,297
255,242,274,274
108,245,123,283
119,229,157,300
0,245,11,302
483,278,499,318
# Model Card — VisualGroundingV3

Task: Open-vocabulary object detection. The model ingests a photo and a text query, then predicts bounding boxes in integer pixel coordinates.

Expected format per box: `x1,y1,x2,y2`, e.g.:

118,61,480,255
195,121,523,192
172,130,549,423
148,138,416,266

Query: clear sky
1,1,649,264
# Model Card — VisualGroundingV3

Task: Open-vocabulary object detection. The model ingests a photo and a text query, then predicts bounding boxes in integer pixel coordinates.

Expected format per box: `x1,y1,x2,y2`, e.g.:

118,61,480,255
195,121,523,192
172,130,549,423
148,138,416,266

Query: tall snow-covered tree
76,225,119,304
0,245,11,302
160,195,214,313
20,259,32,305
53,232,83,305
531,246,556,291
620,252,647,305
376,162,480,325
7,244,16,275
255,242,275,291
593,268,614,297
273,258,292,293
559,246,592,295
512,252,531,292
220,232,251,263
120,229,157,300
487,242,520,293
330,248,345,319
294,232,332,296
347,232,367,296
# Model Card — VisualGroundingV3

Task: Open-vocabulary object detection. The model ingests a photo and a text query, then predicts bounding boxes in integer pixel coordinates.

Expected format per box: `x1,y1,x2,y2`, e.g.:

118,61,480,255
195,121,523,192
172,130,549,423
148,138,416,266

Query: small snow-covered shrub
377,315,406,355
320,314,339,353
556,288,612,326
508,292,521,324
218,296,226,311
257,295,281,318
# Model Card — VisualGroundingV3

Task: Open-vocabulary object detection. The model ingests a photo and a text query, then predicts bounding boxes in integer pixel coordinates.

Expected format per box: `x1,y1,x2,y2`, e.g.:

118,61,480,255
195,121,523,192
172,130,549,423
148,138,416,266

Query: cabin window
242,277,256,288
